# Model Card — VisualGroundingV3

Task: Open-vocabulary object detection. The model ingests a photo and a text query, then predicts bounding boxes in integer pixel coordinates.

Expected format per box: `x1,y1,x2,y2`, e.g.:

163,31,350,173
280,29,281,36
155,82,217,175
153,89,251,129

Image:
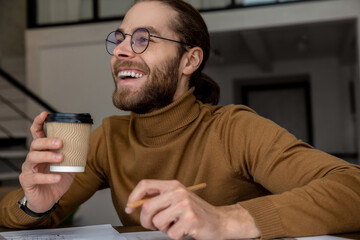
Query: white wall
26,21,127,130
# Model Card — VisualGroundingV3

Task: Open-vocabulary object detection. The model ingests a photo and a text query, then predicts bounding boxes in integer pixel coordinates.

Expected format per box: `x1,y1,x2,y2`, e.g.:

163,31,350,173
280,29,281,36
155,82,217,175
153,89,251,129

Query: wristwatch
18,196,58,219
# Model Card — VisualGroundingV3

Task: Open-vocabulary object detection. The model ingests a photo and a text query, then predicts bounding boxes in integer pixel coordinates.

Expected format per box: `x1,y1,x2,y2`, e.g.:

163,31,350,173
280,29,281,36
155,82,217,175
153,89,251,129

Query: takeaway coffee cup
46,113,93,172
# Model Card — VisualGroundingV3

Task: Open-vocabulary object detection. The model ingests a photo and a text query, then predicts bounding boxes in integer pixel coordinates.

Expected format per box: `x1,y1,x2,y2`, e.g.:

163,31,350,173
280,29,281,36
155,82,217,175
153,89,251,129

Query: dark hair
134,0,220,105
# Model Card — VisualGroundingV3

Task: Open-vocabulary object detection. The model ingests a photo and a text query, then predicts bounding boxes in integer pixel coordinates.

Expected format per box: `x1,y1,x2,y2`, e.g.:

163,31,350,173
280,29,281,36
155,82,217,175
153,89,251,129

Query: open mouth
117,71,144,79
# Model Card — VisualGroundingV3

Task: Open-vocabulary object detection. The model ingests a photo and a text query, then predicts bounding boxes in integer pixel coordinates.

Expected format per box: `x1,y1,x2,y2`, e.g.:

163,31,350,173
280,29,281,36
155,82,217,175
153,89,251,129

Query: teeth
117,71,144,79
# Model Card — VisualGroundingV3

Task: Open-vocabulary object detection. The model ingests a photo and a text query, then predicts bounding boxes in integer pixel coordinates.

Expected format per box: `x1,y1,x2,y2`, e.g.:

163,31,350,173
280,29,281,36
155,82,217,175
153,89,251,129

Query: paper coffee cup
46,113,93,172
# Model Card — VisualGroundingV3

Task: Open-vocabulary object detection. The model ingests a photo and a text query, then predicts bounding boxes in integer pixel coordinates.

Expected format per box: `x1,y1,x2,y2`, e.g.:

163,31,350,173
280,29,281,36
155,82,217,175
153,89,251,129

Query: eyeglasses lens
106,31,124,55
106,29,150,55
131,28,150,54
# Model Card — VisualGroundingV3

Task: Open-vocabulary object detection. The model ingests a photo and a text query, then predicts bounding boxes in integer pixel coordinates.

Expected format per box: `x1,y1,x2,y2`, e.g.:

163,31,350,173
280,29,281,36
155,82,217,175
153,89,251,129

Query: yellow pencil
126,183,207,208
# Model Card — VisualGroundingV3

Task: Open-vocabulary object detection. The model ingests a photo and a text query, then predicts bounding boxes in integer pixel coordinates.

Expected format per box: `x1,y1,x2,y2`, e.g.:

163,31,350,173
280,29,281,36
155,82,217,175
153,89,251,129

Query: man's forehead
117,25,160,36
119,1,176,35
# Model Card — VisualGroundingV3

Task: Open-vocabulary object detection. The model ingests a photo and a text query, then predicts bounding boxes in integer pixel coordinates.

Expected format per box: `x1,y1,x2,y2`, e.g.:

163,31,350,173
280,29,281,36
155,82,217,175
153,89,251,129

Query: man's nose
113,36,135,59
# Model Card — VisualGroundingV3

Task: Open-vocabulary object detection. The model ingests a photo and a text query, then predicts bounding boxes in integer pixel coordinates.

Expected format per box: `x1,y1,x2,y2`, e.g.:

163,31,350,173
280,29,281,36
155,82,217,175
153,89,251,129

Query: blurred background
0,0,359,226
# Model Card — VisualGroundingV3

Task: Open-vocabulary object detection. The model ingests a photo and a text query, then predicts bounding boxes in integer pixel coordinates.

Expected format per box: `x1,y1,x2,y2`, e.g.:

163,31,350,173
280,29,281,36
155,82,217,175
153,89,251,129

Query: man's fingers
139,194,172,230
166,219,191,240
127,180,189,231
141,188,192,230
126,180,182,214
151,201,181,233
128,180,182,204
30,137,62,151
19,172,61,186
24,151,63,169
23,147,63,175
30,112,48,139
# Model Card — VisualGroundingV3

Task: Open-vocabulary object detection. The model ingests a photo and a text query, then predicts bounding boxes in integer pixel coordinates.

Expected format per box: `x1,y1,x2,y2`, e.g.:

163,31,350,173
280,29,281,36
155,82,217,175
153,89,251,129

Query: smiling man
1,0,360,239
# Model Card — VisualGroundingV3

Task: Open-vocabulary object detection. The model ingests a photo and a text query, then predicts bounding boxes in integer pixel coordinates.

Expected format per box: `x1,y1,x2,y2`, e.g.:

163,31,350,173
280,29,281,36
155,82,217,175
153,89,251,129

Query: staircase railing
0,67,59,182
0,67,58,139
0,68,58,113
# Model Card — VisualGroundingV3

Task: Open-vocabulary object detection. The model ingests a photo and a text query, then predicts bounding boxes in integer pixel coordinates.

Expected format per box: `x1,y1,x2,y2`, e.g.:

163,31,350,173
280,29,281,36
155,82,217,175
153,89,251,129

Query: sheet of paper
121,231,194,240
0,225,187,240
0,224,124,240
0,224,350,240
296,236,349,240
121,231,173,240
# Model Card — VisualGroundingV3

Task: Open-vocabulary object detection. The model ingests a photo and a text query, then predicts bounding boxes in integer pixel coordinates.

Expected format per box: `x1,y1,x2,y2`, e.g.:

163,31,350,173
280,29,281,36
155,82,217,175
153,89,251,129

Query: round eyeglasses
105,28,195,55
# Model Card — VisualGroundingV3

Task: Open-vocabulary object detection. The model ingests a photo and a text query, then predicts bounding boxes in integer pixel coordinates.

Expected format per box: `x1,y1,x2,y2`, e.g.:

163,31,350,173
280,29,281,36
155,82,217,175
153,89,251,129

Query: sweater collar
130,87,200,146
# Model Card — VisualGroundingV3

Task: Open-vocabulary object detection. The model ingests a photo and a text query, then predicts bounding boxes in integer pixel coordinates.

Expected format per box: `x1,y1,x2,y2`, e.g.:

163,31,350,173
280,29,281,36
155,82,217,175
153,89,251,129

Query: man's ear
181,47,203,75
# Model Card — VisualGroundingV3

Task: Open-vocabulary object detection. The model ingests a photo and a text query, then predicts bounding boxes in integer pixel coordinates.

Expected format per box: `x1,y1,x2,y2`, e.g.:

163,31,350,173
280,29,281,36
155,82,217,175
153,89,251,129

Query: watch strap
18,196,58,220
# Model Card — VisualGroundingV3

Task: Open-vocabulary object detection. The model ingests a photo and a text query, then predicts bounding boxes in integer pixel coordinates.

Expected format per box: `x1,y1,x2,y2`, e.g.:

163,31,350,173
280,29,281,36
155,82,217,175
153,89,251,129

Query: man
1,0,359,239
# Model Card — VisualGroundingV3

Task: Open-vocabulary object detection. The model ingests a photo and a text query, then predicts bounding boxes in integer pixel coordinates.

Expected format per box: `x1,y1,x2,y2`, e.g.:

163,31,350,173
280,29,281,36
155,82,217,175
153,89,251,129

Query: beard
112,55,181,114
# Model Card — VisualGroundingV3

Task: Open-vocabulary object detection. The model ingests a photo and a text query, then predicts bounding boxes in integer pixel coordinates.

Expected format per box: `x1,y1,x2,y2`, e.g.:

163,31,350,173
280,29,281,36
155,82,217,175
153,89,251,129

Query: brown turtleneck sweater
1,88,360,239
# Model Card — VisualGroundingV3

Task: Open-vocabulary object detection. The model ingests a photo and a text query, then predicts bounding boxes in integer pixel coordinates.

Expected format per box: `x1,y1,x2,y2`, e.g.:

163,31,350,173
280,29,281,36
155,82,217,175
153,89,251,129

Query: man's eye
138,37,149,43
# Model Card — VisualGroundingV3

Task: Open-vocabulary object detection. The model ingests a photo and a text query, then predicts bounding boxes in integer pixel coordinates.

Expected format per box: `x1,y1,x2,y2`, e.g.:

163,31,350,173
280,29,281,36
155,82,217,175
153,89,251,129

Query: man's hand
19,112,75,213
126,180,261,240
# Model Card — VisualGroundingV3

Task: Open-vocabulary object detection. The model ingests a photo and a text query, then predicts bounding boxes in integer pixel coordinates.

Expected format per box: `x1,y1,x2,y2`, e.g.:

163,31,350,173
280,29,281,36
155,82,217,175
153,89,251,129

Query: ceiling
207,19,357,71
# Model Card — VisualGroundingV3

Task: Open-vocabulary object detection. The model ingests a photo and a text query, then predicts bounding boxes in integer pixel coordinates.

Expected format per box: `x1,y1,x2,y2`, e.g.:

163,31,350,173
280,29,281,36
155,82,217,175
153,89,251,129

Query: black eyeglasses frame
105,28,195,55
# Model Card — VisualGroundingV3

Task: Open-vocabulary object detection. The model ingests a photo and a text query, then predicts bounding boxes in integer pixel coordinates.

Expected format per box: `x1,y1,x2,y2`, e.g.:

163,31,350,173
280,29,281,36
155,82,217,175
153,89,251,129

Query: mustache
113,61,150,75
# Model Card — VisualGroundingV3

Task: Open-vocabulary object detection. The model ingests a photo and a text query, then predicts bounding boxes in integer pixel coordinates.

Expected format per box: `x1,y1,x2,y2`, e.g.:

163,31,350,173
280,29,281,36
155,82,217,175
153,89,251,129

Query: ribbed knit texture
240,198,284,239
130,89,200,146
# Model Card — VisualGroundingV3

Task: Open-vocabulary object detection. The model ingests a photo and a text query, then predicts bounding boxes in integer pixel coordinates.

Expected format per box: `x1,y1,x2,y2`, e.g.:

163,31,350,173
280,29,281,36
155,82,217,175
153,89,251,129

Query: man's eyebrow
143,26,160,36
115,26,161,36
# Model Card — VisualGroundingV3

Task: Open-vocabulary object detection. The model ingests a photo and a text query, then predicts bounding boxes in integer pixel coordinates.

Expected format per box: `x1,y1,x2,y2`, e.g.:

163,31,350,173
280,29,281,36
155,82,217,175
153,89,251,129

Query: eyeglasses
105,28,195,55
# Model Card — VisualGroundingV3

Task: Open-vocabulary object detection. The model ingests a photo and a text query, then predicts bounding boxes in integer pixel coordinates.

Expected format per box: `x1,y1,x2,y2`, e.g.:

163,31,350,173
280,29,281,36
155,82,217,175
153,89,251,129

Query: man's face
110,1,183,114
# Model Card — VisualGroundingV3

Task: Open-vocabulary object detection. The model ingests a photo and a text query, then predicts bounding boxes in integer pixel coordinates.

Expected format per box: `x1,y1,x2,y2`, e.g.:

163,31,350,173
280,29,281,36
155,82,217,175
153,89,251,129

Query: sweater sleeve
0,125,109,229
224,109,360,239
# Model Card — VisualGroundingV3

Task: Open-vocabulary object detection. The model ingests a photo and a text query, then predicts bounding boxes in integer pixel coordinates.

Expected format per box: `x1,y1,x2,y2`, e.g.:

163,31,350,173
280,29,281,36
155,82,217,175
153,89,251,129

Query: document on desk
0,224,176,240
1,224,347,240
0,224,121,240
296,236,349,240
